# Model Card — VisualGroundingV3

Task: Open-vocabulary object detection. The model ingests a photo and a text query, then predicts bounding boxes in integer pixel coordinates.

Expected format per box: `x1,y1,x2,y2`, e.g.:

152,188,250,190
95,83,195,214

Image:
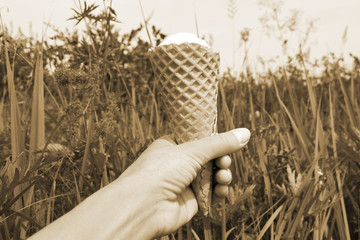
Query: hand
121,128,251,237
29,128,251,240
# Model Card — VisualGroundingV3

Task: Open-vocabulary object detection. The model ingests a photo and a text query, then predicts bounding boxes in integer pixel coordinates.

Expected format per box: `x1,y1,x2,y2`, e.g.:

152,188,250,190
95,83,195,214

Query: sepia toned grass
0,1,359,239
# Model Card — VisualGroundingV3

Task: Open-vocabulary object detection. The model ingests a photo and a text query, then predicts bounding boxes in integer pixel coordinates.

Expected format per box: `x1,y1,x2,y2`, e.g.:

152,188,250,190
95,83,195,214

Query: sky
1,0,359,72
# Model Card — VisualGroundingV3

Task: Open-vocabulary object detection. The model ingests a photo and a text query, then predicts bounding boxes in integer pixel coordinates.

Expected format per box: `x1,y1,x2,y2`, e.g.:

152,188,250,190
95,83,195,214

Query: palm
155,187,197,235
128,140,201,235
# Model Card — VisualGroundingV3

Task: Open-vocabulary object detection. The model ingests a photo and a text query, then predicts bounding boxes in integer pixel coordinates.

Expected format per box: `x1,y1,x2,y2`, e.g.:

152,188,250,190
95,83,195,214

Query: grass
0,1,359,239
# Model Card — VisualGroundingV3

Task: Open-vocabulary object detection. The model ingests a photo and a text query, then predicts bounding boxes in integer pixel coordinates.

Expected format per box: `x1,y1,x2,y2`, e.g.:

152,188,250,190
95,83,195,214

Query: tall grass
0,1,359,239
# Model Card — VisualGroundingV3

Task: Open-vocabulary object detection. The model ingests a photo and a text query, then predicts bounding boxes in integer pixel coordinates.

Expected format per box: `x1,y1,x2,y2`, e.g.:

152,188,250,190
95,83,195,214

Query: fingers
213,155,233,204
212,185,229,204
179,128,251,166
215,155,232,169
215,169,232,185
213,170,231,204
214,185,229,198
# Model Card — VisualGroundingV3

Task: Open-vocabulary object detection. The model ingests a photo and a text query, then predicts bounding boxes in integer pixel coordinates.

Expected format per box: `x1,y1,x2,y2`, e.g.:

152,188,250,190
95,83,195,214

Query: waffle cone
149,43,220,216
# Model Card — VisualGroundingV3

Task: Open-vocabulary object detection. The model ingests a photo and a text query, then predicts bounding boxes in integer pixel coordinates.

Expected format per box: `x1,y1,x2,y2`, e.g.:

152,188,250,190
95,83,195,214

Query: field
0,1,359,239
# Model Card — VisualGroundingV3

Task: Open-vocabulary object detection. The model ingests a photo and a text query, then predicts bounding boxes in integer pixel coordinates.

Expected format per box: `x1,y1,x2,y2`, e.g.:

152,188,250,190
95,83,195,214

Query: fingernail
230,128,251,145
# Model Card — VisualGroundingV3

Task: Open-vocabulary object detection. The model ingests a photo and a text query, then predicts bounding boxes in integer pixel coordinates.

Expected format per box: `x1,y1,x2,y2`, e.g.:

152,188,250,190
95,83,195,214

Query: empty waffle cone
149,41,220,216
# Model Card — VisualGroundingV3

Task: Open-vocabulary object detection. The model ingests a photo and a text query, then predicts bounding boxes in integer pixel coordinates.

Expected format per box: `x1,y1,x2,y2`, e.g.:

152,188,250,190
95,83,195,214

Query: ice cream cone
149,33,220,216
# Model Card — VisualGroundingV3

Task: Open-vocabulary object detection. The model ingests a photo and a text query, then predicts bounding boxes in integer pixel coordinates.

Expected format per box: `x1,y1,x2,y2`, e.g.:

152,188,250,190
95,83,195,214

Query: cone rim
148,42,219,55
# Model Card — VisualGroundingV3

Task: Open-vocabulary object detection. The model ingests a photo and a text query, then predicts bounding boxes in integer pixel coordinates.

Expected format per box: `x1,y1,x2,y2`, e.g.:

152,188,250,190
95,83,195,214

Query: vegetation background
0,0,359,239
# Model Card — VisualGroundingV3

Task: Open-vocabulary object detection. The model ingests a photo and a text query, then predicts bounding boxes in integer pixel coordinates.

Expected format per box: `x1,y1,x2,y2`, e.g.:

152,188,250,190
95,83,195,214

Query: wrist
104,176,158,239
31,175,158,240
78,174,158,240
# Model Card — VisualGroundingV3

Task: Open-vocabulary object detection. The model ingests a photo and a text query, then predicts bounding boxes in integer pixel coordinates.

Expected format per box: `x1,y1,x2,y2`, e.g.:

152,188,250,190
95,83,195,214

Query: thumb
179,128,251,166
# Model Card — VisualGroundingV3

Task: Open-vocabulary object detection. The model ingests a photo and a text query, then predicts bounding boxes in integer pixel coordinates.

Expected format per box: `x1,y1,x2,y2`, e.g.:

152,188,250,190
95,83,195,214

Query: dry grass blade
329,84,351,240
280,68,307,139
78,115,94,191
111,57,145,145
2,34,27,235
43,82,61,112
319,208,333,239
19,47,46,239
130,78,145,144
147,80,160,138
336,69,358,129
192,0,200,38
3,34,25,177
219,82,235,130
255,137,273,235
299,51,317,117
138,0,153,48
286,182,315,237
73,170,82,204
0,87,5,131
271,76,311,161
275,156,319,239
29,50,45,167
191,228,201,240
46,158,64,225
221,199,226,240
257,204,284,240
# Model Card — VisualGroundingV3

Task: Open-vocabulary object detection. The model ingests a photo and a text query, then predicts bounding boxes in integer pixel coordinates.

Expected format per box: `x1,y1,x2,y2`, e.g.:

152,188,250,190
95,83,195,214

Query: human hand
28,128,250,240
119,128,251,238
